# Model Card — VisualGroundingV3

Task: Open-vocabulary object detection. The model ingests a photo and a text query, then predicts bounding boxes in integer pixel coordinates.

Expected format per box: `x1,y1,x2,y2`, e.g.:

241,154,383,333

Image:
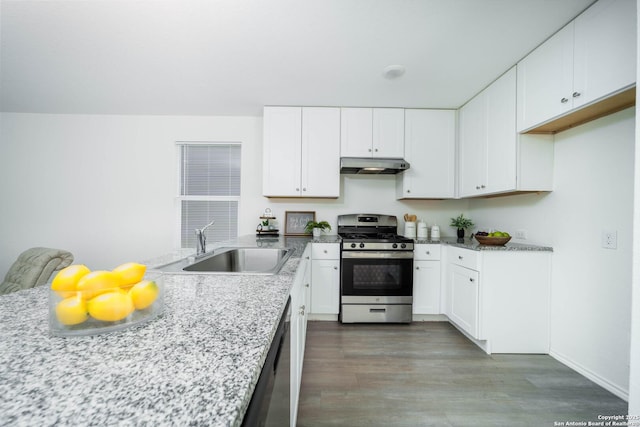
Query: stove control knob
401,243,407,249
350,243,357,249
359,243,365,248
392,243,398,249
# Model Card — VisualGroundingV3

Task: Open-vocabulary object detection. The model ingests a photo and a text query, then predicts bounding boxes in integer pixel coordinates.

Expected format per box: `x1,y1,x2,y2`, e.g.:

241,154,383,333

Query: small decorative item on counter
257,209,279,236
417,221,428,239
431,225,440,241
304,220,331,238
403,213,417,222
49,262,164,336
450,213,474,239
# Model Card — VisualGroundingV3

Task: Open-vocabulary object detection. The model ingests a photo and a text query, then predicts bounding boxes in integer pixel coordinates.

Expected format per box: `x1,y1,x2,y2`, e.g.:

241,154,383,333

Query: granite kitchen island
0,236,310,426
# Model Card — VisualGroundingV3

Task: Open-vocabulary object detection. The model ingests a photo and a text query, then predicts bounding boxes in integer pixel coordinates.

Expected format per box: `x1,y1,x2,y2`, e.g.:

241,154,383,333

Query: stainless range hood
340,157,410,175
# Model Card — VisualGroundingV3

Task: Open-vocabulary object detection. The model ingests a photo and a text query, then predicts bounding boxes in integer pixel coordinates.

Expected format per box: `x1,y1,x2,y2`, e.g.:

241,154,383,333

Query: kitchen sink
154,247,292,275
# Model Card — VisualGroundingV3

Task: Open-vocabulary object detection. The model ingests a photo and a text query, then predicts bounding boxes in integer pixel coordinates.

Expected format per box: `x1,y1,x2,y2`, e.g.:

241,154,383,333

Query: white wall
469,108,635,399
0,112,469,279
628,0,640,413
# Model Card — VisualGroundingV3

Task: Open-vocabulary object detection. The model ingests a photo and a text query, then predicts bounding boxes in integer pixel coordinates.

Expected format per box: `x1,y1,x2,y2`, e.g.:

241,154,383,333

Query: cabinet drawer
447,247,479,270
311,243,340,260
414,244,441,261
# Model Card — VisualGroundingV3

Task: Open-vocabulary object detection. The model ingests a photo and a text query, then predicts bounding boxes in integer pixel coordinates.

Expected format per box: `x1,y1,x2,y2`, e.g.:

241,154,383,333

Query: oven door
341,251,413,299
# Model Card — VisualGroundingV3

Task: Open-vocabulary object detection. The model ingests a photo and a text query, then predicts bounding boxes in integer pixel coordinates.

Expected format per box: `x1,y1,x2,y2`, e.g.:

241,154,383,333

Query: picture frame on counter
284,211,315,236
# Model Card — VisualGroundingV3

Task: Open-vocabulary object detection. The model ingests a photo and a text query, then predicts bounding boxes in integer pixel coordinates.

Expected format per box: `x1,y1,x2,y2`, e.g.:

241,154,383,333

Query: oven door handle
341,251,414,259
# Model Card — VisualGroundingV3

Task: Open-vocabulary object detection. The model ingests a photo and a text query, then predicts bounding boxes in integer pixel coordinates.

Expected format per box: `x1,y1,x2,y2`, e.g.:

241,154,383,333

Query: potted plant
450,213,474,239
305,220,331,238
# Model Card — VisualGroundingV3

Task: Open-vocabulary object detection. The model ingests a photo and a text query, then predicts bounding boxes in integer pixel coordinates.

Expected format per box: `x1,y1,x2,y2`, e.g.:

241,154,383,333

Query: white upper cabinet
458,89,488,197
459,67,553,198
517,0,636,133
372,108,405,157
340,107,404,158
263,106,302,197
263,106,340,198
572,0,636,108
301,107,341,197
396,109,456,199
459,68,517,197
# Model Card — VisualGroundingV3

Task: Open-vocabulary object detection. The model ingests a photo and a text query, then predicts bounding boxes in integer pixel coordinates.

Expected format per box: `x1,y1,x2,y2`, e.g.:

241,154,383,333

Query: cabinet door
458,93,487,197
373,108,405,158
301,107,340,197
573,0,636,108
413,260,441,314
397,109,455,199
516,24,574,132
448,264,479,338
340,108,373,157
263,107,302,197
485,68,517,194
310,260,340,314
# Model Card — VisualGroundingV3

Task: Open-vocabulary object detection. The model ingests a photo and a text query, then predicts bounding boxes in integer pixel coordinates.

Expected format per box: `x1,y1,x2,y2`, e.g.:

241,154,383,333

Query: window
177,143,241,248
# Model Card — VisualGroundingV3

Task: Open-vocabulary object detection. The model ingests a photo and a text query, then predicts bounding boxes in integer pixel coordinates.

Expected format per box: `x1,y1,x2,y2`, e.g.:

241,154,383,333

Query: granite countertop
0,235,311,427
415,237,553,252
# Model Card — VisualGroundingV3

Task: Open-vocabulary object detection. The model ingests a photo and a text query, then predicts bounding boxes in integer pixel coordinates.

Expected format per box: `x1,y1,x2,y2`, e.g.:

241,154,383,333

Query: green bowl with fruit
474,231,511,246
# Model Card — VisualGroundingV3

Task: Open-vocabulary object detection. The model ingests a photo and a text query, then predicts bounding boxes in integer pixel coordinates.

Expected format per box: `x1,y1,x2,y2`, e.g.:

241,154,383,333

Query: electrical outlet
515,229,527,239
602,230,617,249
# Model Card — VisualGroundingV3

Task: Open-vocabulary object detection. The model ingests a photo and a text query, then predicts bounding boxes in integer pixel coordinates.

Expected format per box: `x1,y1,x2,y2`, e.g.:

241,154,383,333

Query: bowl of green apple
474,231,511,246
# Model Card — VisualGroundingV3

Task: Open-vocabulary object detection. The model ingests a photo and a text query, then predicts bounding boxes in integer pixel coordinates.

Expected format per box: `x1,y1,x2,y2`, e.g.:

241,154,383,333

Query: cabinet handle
323,250,328,253
305,256,310,260
426,251,430,255
407,189,411,193
333,266,338,270
572,92,581,98
561,97,569,104
476,185,481,190
469,278,475,282
303,188,307,192
299,305,306,315
416,266,420,270
305,283,309,287
481,184,486,189
368,148,372,152
374,148,378,152
296,187,300,191
458,255,463,260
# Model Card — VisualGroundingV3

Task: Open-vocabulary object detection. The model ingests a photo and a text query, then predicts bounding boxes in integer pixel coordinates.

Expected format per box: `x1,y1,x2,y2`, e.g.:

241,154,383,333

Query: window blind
178,143,241,248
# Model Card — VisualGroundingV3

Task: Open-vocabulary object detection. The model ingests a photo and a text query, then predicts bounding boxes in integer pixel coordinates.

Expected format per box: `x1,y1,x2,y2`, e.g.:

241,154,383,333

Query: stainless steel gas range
337,214,414,323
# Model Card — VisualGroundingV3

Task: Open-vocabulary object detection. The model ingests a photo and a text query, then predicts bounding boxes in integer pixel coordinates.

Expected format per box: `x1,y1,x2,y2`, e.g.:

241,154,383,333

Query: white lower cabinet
310,243,340,316
443,246,551,354
448,264,480,338
290,244,311,426
412,244,441,315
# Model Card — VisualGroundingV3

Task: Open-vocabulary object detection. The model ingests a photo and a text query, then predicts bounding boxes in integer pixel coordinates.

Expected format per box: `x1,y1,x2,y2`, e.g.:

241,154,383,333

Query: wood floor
296,321,627,427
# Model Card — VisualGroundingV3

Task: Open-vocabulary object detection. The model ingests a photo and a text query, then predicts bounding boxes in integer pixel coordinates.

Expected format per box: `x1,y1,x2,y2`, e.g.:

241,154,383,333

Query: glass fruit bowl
49,270,164,336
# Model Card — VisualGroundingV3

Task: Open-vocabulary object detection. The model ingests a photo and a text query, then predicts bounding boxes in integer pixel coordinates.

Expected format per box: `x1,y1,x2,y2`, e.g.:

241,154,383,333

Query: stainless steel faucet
195,220,215,257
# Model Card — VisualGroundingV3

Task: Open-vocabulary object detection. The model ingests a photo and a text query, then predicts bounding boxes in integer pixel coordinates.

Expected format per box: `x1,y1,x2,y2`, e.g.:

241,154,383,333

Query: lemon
112,262,147,287
55,295,89,325
51,264,91,297
129,280,159,310
88,291,135,322
76,270,122,300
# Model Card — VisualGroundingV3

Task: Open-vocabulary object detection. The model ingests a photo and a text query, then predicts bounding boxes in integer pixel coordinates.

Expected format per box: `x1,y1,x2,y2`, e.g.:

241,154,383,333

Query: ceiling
0,0,596,116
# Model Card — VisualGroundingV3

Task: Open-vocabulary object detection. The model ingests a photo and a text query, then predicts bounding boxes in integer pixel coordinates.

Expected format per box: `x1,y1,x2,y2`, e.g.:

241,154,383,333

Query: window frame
175,141,241,249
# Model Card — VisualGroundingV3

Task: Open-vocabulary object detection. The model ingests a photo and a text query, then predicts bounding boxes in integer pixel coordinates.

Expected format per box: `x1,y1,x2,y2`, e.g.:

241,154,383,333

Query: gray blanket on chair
0,247,74,295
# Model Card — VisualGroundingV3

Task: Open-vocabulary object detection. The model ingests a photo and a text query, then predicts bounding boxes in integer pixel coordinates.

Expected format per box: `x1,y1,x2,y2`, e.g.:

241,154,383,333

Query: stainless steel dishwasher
242,297,290,427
